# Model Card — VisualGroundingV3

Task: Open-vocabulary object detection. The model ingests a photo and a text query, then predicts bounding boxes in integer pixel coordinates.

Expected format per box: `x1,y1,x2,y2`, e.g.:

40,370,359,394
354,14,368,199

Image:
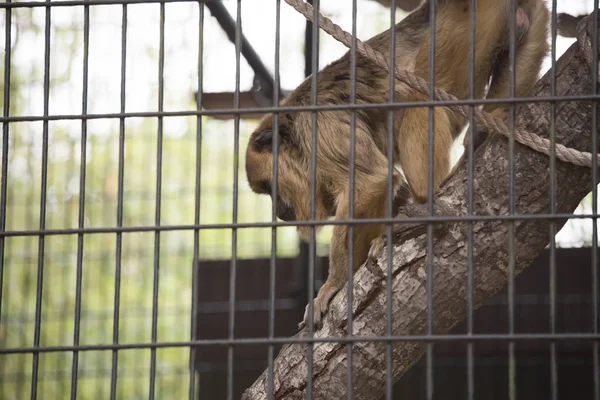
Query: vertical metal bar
0,0,12,321
110,5,128,400
306,0,319,398
426,1,436,399
385,2,396,399
507,1,517,399
149,3,166,399
591,2,600,400
228,2,242,399
61,138,76,398
466,1,476,399
31,2,52,398
549,3,558,400
346,0,358,397
189,2,204,399
296,7,311,297
70,3,90,399
267,1,281,399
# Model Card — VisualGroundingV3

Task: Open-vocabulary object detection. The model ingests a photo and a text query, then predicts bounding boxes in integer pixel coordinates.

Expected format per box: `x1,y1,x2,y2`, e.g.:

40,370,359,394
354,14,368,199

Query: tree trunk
242,24,599,400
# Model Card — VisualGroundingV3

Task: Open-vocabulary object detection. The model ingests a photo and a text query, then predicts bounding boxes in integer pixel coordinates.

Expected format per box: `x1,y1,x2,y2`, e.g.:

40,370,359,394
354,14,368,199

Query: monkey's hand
298,280,343,332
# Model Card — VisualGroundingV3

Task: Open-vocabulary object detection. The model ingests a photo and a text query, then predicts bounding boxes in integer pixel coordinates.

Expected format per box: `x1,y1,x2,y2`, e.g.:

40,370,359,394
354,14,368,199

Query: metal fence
0,0,599,399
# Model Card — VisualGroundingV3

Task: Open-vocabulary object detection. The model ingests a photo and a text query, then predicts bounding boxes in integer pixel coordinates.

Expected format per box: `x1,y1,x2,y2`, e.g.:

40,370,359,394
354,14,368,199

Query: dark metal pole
205,1,281,102
294,0,317,319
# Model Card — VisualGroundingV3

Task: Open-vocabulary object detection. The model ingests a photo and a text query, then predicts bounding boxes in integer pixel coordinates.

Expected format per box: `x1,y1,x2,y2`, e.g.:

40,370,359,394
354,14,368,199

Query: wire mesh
0,1,599,400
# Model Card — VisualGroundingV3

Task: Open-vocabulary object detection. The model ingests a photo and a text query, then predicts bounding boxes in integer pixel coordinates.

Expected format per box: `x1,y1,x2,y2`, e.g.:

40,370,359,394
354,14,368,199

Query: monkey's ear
252,126,289,153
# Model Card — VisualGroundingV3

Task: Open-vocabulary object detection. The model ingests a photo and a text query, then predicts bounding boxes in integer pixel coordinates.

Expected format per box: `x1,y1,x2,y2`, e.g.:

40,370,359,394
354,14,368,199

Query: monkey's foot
367,218,428,263
298,281,342,332
399,198,455,223
367,200,454,262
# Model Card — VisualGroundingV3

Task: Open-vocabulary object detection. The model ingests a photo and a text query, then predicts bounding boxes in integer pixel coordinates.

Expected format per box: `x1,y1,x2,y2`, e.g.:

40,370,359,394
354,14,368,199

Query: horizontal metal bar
0,0,202,8
0,212,598,237
1,333,598,355
1,93,599,123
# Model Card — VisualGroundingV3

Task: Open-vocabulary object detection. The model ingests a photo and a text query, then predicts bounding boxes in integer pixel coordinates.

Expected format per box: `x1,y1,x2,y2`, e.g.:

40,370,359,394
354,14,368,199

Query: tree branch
242,19,600,400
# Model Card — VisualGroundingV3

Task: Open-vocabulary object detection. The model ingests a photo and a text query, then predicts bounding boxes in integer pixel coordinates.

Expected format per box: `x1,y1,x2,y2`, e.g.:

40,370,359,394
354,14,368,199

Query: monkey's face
245,117,304,223
245,115,330,237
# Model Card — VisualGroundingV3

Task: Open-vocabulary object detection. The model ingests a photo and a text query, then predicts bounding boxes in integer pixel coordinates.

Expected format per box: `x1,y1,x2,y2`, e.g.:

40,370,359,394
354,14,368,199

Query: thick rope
284,0,600,168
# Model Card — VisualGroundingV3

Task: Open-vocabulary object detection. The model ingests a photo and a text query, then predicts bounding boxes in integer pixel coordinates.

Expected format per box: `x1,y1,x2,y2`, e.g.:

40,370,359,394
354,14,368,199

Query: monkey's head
245,113,333,239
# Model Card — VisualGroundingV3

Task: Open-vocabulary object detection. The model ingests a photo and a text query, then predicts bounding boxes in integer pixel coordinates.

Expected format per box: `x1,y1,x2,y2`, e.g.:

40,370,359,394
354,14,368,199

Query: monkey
245,0,550,330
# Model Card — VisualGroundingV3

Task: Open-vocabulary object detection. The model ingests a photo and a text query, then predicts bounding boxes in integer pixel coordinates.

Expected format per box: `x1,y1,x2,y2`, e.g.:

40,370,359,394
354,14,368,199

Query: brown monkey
246,0,549,330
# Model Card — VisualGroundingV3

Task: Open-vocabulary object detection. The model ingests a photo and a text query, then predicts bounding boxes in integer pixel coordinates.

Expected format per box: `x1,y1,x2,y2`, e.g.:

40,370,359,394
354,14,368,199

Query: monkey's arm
466,0,549,149
300,204,386,330
299,131,402,330
396,0,515,204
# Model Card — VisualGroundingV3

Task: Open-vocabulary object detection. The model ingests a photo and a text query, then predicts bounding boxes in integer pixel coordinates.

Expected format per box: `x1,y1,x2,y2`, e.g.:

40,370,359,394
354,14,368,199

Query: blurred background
0,0,597,398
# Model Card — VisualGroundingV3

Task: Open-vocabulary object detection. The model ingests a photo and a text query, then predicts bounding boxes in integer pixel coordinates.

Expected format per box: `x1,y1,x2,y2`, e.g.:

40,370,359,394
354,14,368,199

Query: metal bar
306,0,320,398
188,1,204,399
148,3,166,399
346,0,358,396
507,1,518,399
1,0,209,7
2,212,600,238
591,2,600,400
267,1,282,399
549,3,559,400
227,1,242,399
31,2,52,398
426,1,437,398
204,1,279,100
110,5,128,399
0,0,12,322
70,3,90,399
2,332,599,355
466,1,477,399
1,93,599,123
385,2,397,400
294,0,311,316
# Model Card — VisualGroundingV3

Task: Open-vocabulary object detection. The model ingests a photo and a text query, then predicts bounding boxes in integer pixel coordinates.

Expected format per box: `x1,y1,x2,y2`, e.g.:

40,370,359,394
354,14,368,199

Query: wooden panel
194,248,599,399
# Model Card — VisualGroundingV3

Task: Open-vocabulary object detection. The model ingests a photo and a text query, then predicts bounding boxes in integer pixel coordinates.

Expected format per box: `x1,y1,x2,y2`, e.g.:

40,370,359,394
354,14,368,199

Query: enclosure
0,0,599,399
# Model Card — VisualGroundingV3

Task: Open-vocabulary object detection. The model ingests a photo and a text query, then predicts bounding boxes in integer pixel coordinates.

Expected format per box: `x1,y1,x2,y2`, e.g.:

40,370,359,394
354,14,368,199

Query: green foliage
0,8,312,399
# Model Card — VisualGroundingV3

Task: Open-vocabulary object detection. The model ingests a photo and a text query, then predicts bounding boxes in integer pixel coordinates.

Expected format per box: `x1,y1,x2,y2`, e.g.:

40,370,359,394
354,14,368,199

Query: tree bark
242,23,599,400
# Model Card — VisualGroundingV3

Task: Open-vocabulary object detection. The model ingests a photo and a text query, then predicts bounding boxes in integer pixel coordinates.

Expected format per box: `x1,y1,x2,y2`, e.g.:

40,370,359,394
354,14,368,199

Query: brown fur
245,0,549,330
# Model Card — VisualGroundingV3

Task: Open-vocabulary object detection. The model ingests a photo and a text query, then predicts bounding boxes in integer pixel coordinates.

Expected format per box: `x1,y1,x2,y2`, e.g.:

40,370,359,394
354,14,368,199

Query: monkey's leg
299,170,399,331
467,1,549,148
396,101,454,204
